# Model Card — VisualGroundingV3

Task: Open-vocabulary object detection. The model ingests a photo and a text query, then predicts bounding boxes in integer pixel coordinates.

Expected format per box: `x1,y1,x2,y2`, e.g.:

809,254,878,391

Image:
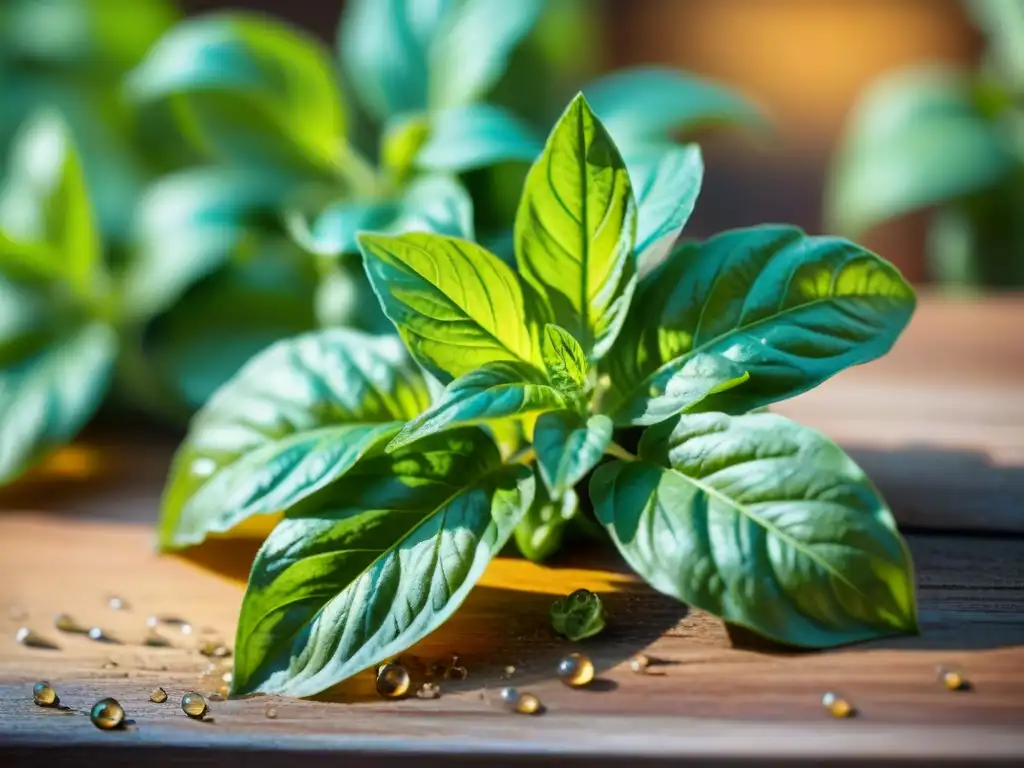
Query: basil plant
161,94,919,698
827,0,1024,287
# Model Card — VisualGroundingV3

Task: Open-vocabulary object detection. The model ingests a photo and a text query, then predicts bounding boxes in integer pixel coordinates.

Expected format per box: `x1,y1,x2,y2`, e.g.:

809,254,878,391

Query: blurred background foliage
0,0,1021,486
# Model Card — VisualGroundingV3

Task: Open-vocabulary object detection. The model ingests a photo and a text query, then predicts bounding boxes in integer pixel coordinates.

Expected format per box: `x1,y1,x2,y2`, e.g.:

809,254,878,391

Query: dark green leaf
541,323,588,394
128,12,345,174
629,144,703,276
359,232,545,383
0,110,101,298
549,588,606,641
388,361,566,451
514,478,577,562
0,323,116,483
826,66,1012,236
159,329,432,550
417,104,542,173
232,430,535,697
593,412,918,648
583,66,765,148
605,225,916,418
533,411,612,497
515,94,637,360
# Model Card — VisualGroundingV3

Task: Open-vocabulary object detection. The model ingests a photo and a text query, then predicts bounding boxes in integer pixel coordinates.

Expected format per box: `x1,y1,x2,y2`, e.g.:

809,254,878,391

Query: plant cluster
161,94,919,698
0,0,761,485
827,0,1024,287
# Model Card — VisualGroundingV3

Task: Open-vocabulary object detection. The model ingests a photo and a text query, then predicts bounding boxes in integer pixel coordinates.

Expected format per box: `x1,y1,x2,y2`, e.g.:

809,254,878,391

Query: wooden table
1,294,1023,765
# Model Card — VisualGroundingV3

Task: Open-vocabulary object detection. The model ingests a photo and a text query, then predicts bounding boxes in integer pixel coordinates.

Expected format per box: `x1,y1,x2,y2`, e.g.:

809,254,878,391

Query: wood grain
0,294,1023,763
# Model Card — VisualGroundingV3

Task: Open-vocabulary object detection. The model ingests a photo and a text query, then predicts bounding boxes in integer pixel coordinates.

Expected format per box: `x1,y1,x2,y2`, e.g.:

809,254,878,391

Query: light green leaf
583,67,765,148
594,412,918,648
0,323,116,484
515,479,577,562
534,411,612,497
428,0,544,109
232,430,535,697
388,361,565,451
629,144,703,277
605,225,916,418
417,103,542,173
159,329,432,550
128,12,344,173
123,166,292,320
541,323,588,394
826,66,1012,236
359,231,544,384
0,110,101,297
515,94,638,360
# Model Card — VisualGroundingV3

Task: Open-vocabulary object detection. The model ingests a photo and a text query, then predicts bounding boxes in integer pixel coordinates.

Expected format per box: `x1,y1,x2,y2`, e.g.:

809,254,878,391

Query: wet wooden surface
0,293,1023,764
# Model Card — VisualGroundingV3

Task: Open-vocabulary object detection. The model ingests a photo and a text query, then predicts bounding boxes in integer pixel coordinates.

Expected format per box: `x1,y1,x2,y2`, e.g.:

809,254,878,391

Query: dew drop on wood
221,671,233,684
502,665,516,679
54,613,88,634
90,698,126,730
416,682,441,699
108,596,130,611
181,691,208,719
264,704,278,719
499,687,520,710
33,681,59,707
557,652,595,687
629,654,650,674
376,663,411,699
822,692,855,718
87,627,120,644
936,664,969,691
514,693,543,715
16,627,58,649
199,640,231,658
150,687,168,703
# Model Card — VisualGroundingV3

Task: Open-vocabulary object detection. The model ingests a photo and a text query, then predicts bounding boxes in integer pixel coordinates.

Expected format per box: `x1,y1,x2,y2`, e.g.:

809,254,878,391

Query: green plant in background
827,0,1024,288
161,95,918,698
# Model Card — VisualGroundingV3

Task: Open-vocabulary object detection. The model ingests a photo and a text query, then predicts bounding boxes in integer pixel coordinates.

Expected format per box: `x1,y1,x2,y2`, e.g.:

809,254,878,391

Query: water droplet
33,681,59,707
108,596,130,611
150,687,168,703
217,684,230,698
181,691,208,719
376,663,411,698
16,627,58,649
501,665,516,679
822,692,855,718
557,653,595,687
147,615,190,629
514,693,543,715
221,671,233,684
199,640,231,658
144,630,172,648
54,613,88,634
264,704,278,719
90,698,126,730
87,627,120,644
499,686,520,709
629,654,649,674
192,458,216,477
416,682,441,699
936,664,969,691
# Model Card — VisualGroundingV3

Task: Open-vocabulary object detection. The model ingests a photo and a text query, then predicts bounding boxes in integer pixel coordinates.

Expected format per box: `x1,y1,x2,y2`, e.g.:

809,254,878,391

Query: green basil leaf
534,411,612,498
629,144,703,277
388,361,565,451
515,93,638,360
515,479,577,562
0,322,116,484
827,66,1012,237
359,231,544,383
541,323,587,394
123,166,292,320
582,66,766,148
338,0,445,121
128,12,344,174
605,225,916,418
232,430,535,697
428,0,544,109
417,103,542,173
593,412,918,648
0,110,101,298
159,329,432,550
